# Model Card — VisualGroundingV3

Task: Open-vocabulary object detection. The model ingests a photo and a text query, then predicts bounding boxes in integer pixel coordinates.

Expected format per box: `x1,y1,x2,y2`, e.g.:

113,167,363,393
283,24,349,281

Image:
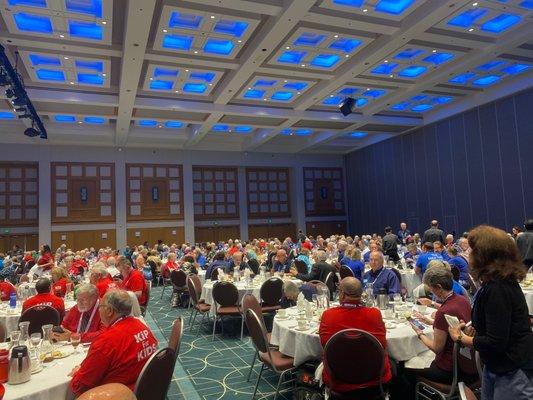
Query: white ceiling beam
364,23,533,116
184,112,223,147
255,66,334,80
243,118,300,151
25,89,119,107
144,51,240,69
178,0,282,16
304,11,397,35
294,0,472,111
115,0,158,146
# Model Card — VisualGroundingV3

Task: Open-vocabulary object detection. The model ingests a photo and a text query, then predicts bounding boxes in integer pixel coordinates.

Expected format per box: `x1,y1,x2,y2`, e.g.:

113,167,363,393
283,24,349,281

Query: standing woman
448,225,533,400
37,244,55,271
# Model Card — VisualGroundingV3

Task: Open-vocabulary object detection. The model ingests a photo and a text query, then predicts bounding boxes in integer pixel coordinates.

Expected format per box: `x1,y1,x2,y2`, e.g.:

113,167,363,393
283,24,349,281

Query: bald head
339,277,363,300
276,249,287,263
77,383,136,400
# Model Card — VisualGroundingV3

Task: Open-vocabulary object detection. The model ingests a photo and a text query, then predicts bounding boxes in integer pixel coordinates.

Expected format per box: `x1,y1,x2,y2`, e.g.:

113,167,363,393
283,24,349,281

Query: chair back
450,266,461,282
324,328,385,389
467,274,479,295
293,259,308,274
389,267,407,298
0,320,6,342
19,305,60,335
171,269,187,288
168,317,184,359
134,347,176,400
242,294,265,325
259,277,283,306
339,265,354,280
245,309,270,355
458,382,478,400
457,346,479,377
212,281,239,307
247,259,260,275
189,273,202,296
324,271,336,294
187,276,199,306
128,291,142,317
210,267,220,281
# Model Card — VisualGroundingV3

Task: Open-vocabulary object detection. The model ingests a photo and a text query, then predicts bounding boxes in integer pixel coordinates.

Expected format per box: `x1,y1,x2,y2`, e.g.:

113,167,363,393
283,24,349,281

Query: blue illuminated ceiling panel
49,114,109,125
270,27,367,71
135,119,188,129
143,64,223,96
389,94,455,113
238,75,315,103
154,6,260,59
210,124,255,134
326,0,418,17
21,50,109,87
2,0,112,44
318,85,389,108
447,58,532,88
280,128,313,136
440,2,527,36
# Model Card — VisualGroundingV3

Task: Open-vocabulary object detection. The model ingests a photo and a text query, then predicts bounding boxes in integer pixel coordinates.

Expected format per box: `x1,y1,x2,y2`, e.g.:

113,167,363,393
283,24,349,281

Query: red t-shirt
62,302,105,343
52,278,69,297
96,276,118,298
69,259,87,276
161,260,177,278
0,281,16,301
433,293,471,371
301,241,313,250
319,303,392,392
22,293,65,319
37,252,54,270
122,269,148,306
70,316,158,395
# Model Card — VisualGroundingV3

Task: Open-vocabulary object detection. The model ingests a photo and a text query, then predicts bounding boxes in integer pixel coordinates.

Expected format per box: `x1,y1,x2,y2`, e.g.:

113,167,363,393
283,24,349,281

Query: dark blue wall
344,87,533,236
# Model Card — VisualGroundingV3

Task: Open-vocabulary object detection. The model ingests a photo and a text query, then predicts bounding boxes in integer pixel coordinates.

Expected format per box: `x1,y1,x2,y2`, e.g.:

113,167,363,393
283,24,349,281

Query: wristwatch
417,332,425,340
456,331,463,344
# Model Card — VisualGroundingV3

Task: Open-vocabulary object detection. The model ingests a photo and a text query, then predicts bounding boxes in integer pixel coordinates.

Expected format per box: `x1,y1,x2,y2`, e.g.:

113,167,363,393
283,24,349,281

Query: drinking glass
312,294,318,308
71,333,81,353
10,330,21,347
393,293,402,304
30,333,41,359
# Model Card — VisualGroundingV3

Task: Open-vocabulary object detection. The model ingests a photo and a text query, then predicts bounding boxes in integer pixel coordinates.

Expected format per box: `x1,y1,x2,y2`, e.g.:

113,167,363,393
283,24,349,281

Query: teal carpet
146,286,293,400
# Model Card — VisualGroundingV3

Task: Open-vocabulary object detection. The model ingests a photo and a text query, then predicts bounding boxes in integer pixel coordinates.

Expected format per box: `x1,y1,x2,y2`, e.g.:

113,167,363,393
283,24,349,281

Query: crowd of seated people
0,217,531,399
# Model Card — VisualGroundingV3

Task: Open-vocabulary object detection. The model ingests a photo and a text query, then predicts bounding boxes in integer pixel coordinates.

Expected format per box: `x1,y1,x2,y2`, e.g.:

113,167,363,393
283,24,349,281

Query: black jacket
296,261,337,296
472,279,533,374
422,227,445,244
516,230,533,266
382,233,399,253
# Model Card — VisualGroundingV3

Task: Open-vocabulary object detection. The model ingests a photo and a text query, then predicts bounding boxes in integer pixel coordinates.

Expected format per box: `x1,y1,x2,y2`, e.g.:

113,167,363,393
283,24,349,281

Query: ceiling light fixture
64,56,69,60
163,29,168,33
210,15,215,19
472,2,478,6
59,34,64,38
102,21,107,25
363,8,368,12
468,28,474,32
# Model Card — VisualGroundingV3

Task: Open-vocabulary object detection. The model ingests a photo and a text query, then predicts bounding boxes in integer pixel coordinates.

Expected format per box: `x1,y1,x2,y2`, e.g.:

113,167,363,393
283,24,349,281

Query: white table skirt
4,343,86,400
198,270,206,287
270,306,433,366
523,288,533,315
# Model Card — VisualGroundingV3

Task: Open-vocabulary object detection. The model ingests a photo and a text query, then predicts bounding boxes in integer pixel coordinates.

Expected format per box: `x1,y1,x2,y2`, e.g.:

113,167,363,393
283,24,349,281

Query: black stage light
14,107,26,113
12,96,26,107
24,127,40,137
18,113,31,119
0,73,9,86
5,88,14,98
339,97,355,116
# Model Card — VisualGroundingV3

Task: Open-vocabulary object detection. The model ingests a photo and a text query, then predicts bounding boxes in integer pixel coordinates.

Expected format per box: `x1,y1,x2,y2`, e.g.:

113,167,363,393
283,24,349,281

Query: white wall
0,143,346,249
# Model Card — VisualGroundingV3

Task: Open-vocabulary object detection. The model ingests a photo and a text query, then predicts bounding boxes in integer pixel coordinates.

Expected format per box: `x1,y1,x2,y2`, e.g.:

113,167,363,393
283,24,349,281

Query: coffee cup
297,319,307,329
416,304,427,314
277,309,286,318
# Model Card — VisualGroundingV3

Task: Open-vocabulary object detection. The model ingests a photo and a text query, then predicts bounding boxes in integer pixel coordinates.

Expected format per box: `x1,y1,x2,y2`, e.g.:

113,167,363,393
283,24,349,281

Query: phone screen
411,319,426,331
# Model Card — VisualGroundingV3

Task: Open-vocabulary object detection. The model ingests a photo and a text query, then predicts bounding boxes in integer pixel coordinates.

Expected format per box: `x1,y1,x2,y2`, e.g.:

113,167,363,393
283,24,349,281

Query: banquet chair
458,382,478,400
248,258,260,275
245,309,296,400
18,274,29,284
293,259,308,274
210,267,220,281
339,265,354,280
389,268,408,299
159,271,172,299
211,281,241,341
0,320,6,342
19,305,60,335
324,328,387,400
170,270,189,307
259,277,283,313
134,347,176,400
127,291,142,317
147,260,159,285
416,343,480,400
140,283,150,317
324,272,337,300
187,275,211,334
168,317,184,360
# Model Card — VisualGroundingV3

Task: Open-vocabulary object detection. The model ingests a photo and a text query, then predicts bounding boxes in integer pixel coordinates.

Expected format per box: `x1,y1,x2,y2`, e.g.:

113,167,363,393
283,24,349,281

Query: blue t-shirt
448,256,469,281
362,267,401,295
363,251,371,263
416,252,444,275
340,257,365,281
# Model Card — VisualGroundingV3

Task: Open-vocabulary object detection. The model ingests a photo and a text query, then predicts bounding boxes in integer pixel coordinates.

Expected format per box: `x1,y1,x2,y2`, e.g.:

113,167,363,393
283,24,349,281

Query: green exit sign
3,229,10,234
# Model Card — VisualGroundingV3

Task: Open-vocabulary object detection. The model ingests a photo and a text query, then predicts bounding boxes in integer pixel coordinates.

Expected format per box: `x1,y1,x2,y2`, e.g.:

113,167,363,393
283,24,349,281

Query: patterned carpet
146,286,293,400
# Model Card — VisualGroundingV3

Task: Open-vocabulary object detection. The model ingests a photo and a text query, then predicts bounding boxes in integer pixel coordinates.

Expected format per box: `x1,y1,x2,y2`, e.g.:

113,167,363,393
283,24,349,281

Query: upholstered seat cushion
217,306,241,315
259,349,294,371
261,305,281,312
195,303,211,312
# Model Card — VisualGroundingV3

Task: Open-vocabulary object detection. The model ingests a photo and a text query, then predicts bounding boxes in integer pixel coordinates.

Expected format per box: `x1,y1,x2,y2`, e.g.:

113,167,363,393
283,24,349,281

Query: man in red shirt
69,290,158,395
22,278,65,319
89,265,118,298
51,284,104,343
116,257,148,306
319,277,392,394
0,279,16,301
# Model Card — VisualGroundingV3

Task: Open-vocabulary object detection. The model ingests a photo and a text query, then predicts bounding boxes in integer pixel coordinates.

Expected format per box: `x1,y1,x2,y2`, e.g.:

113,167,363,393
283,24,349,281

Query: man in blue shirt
433,241,450,261
397,222,411,244
415,242,443,276
272,249,291,273
447,247,469,281
362,251,400,296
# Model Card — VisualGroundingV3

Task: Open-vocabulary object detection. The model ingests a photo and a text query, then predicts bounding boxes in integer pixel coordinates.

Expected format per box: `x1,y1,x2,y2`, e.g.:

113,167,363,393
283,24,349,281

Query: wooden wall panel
52,229,116,251
0,234,38,253
0,162,38,226
248,223,296,240
126,227,185,247
303,167,345,217
194,225,240,244
306,221,347,238
51,163,115,224
246,168,291,218
193,166,239,220
126,164,184,221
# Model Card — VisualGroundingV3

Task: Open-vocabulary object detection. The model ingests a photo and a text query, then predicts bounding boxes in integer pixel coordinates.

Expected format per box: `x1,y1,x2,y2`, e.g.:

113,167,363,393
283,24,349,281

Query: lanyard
77,299,99,333
370,267,385,282
110,315,130,328
340,302,364,308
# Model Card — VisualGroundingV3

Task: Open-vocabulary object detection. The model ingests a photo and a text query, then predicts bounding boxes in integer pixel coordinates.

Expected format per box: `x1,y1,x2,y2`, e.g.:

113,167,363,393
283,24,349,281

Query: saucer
385,322,397,329
275,315,289,320
294,325,310,331
31,364,43,374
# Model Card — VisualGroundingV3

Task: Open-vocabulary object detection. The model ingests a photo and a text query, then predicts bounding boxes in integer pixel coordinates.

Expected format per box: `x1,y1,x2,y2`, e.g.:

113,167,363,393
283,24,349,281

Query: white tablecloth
4,343,86,400
270,306,433,365
522,288,533,315
399,270,422,298
0,301,77,338
198,270,206,286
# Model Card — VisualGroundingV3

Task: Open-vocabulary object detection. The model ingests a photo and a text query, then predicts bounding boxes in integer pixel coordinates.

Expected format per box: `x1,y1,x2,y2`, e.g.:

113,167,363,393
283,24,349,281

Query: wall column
293,165,306,235
182,162,195,244
38,159,51,246
115,152,127,250
237,167,248,241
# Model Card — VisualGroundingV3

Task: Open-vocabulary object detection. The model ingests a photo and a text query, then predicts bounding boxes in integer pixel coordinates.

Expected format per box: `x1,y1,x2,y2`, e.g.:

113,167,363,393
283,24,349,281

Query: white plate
294,325,310,331
385,322,397,329
31,364,43,374
275,315,290,320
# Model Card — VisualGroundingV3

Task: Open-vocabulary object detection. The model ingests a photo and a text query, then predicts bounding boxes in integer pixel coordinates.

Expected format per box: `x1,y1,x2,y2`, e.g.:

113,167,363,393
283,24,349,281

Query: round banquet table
269,305,433,366
521,286,533,315
201,277,302,316
0,300,77,338
198,270,206,286
4,343,86,400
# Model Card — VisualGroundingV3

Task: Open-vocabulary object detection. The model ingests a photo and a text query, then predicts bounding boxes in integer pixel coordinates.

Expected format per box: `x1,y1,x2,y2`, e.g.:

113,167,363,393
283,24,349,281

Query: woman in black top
449,225,533,400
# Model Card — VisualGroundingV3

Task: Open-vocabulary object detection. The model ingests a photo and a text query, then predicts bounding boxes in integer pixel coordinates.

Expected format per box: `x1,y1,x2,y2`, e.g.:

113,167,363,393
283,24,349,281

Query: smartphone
410,318,426,331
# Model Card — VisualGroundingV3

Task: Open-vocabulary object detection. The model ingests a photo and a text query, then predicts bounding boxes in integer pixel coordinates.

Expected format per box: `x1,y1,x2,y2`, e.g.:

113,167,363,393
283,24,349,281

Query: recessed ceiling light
59,34,64,38
64,56,69,60
163,29,168,33
238,40,242,43
78,121,82,124
297,92,301,94
363,8,368,12
175,90,179,93
285,46,290,50
384,60,388,63
158,125,162,128
284,80,287,82
102,21,107,25
472,2,478,6
334,35,339,38
193,50,198,54
301,64,305,67
389,74,393,78
102,73,106,77
149,77,153,80
432,49,437,53
263,98,267,101
345,54,349,57
330,94,334,97
468,28,474,32
210,15,215,19
185,69,189,72
70,81,74,84
209,83,213,86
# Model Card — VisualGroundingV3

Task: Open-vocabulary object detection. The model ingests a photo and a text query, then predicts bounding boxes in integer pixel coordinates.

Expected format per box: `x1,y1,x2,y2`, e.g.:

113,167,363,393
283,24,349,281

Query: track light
23,127,40,137
0,72,9,86
5,88,14,98
18,113,32,119
12,97,26,107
